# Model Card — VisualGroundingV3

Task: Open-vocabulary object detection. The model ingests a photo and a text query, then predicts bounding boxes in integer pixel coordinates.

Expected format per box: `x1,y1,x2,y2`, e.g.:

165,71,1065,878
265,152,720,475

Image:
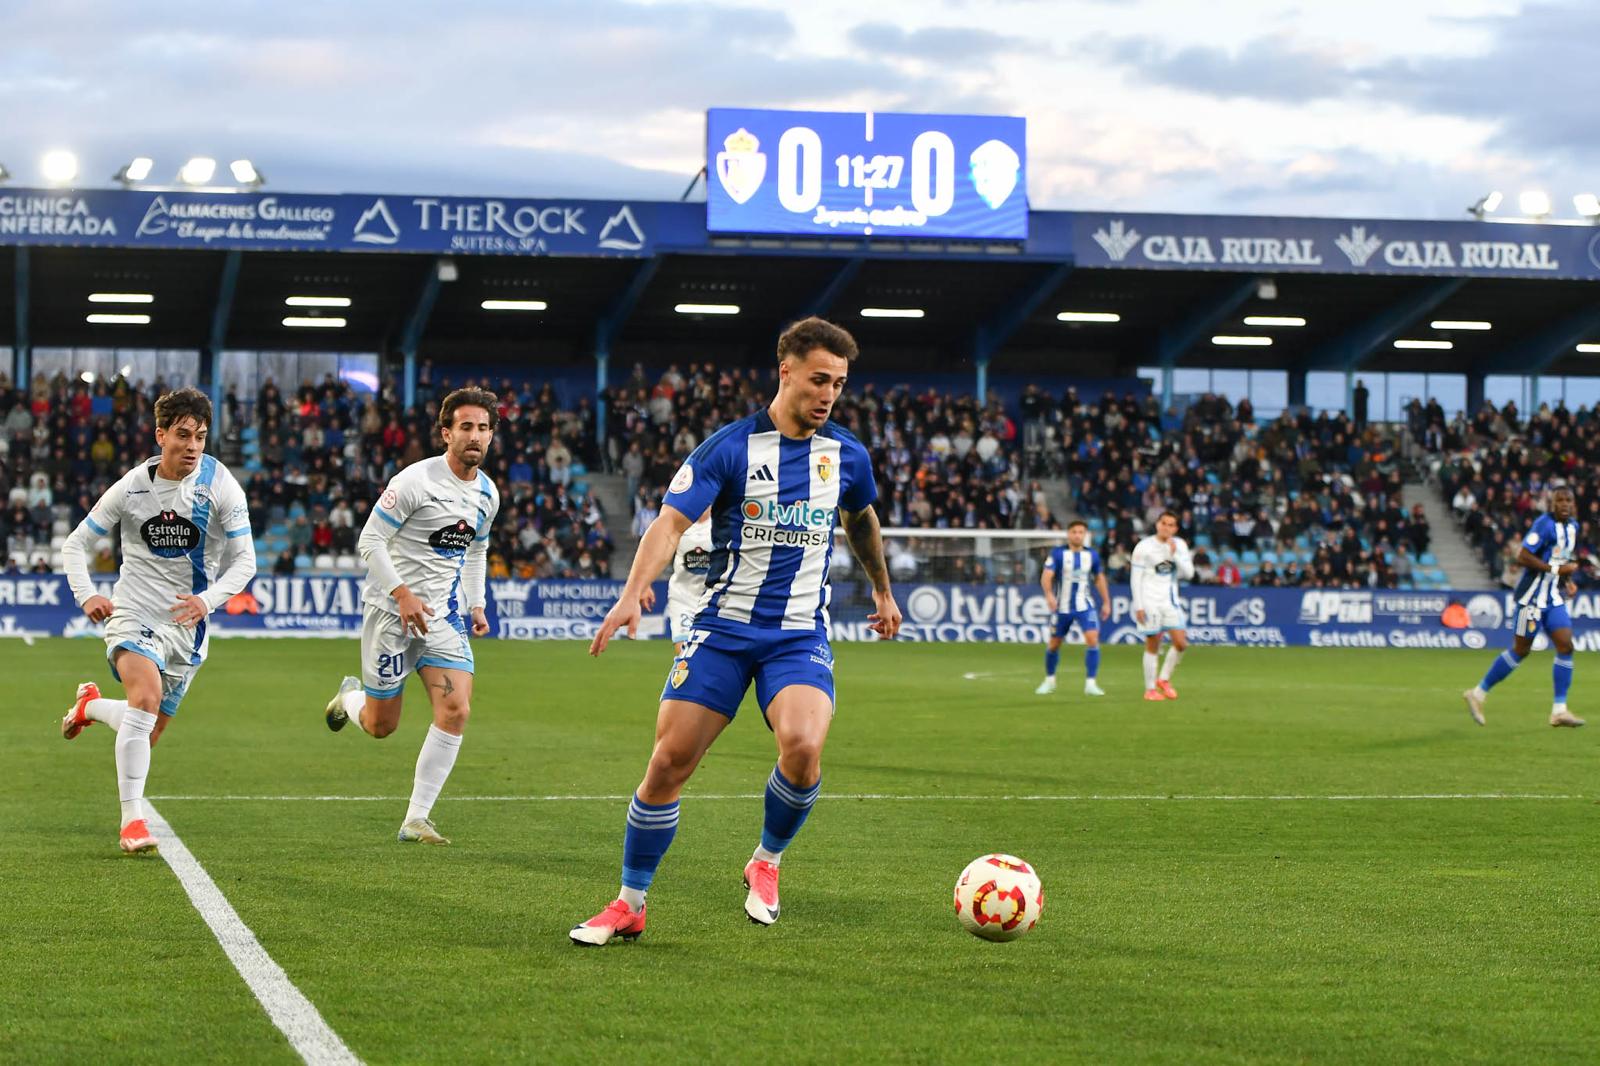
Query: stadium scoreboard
706,108,1027,240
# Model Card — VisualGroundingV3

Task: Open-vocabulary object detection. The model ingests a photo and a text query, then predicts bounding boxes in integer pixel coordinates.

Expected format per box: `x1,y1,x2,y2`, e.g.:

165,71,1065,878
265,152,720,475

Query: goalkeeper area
6,638,1598,1064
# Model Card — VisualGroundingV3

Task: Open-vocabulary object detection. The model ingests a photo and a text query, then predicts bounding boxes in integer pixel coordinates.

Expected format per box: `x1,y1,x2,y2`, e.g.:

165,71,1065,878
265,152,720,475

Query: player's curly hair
777,316,858,363
438,387,500,431
154,386,213,431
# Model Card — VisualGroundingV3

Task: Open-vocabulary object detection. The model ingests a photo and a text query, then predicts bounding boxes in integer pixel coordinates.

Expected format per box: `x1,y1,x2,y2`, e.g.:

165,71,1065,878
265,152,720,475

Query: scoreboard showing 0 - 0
706,108,1027,240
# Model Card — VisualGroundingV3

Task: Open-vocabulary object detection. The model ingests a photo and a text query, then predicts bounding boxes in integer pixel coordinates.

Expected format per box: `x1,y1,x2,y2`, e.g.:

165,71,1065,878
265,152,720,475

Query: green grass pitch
4,637,1598,1064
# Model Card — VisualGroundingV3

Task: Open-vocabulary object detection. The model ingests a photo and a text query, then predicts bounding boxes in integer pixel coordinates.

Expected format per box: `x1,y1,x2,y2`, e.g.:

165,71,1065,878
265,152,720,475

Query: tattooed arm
841,506,901,639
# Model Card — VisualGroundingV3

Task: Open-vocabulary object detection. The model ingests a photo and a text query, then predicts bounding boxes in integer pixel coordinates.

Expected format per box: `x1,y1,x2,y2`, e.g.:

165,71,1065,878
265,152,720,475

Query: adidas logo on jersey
749,464,775,482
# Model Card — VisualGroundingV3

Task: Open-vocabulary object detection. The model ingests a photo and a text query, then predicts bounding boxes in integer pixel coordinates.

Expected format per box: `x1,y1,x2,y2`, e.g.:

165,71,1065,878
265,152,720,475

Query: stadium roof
5,188,1600,380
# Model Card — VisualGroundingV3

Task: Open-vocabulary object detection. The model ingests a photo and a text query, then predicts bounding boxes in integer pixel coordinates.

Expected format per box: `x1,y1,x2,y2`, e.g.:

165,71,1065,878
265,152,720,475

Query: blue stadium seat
295,553,313,570
1242,550,1260,565
1261,551,1278,564
1419,552,1438,565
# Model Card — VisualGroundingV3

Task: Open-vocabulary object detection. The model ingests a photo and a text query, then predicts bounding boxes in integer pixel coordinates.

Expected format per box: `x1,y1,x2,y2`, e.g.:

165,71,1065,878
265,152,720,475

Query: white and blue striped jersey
1514,513,1579,608
661,410,876,635
1044,546,1101,613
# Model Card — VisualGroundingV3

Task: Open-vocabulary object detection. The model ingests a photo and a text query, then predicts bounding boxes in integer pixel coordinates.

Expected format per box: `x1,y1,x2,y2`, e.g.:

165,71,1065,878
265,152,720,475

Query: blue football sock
1554,654,1574,702
1085,647,1100,680
1479,650,1524,692
621,794,679,893
1044,648,1060,678
761,765,820,855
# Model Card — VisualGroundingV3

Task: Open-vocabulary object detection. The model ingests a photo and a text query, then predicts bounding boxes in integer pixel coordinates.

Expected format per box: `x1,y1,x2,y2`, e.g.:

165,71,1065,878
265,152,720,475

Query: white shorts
1137,604,1188,636
667,593,698,644
361,605,475,699
104,614,207,716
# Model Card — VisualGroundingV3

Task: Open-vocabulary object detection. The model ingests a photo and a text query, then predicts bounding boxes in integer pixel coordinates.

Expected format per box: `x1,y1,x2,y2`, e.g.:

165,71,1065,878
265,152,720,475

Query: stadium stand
0,369,617,582
1418,396,1600,589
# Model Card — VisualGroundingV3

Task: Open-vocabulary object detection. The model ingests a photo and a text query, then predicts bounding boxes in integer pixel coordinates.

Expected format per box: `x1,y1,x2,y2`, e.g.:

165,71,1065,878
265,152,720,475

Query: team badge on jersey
670,659,690,688
141,510,201,558
669,463,694,494
817,455,832,482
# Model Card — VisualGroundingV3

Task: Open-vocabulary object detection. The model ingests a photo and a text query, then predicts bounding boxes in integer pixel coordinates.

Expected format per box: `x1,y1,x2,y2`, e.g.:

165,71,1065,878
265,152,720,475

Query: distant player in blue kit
1463,486,1585,728
1035,520,1111,697
570,317,902,946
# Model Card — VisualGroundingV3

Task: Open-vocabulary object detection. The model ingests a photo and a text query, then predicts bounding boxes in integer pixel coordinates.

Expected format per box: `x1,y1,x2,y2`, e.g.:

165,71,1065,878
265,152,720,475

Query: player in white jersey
1130,511,1194,702
58,388,256,854
571,317,901,946
1036,520,1111,696
323,388,501,845
666,508,714,654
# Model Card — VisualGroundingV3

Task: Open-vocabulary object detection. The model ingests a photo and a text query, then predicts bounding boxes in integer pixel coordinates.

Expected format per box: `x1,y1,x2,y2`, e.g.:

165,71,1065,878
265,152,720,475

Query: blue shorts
1053,609,1100,639
1512,602,1572,638
660,626,835,723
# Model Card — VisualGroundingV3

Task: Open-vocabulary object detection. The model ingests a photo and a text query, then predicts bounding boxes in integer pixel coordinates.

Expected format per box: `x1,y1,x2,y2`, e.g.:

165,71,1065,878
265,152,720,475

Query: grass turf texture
3,638,1598,1065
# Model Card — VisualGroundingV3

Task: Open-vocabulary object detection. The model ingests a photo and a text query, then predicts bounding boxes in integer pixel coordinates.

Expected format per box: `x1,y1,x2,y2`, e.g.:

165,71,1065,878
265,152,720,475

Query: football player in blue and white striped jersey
571,317,902,946
1463,487,1585,727
1036,520,1111,696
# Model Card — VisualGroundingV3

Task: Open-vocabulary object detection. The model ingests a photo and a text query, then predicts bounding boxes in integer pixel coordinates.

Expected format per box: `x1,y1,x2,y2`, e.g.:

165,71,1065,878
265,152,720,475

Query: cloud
1366,2,1599,161
849,22,1033,62
1094,32,1356,103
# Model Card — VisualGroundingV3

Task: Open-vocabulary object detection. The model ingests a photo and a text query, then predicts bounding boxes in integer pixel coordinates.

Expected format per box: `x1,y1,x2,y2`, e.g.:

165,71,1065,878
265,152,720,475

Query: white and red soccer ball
953,853,1043,941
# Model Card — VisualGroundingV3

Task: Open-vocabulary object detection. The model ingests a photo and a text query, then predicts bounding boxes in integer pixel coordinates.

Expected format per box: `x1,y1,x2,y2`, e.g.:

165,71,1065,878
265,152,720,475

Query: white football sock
1143,651,1158,690
405,725,462,822
86,698,127,730
340,689,368,734
115,708,159,826
753,844,783,866
1160,648,1184,681
618,886,646,912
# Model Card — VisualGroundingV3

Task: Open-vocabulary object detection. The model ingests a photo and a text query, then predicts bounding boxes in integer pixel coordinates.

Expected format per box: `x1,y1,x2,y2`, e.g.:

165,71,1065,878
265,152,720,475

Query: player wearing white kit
1130,511,1193,702
666,508,713,654
58,388,256,854
323,388,501,845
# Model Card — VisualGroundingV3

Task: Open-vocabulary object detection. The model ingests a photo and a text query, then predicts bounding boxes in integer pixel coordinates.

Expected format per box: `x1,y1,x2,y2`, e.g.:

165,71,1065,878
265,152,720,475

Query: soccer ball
953,853,1043,941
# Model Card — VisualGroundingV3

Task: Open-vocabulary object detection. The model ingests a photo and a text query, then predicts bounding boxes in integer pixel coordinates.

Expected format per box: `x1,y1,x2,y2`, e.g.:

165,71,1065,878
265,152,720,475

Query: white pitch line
148,792,1582,803
144,803,362,1066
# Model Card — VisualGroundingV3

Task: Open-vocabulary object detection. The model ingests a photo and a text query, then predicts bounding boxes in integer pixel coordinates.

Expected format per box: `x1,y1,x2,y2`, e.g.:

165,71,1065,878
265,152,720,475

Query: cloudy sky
3,0,1592,220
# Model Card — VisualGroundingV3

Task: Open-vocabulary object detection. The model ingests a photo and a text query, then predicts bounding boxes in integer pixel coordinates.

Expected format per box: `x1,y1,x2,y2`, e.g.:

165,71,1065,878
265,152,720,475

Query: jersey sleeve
82,469,130,537
217,470,253,539
1090,550,1103,575
1523,515,1554,552
839,438,878,512
1043,548,1060,573
662,437,732,522
373,469,423,531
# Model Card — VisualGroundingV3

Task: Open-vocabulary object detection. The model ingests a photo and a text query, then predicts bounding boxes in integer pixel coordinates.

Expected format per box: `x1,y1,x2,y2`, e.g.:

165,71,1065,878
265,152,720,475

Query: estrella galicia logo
683,547,711,574
1154,560,1176,575
141,510,201,557
428,519,475,557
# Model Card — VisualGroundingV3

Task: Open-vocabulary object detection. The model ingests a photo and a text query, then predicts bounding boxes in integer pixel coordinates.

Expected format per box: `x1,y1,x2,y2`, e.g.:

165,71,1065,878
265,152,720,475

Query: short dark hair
154,387,212,431
438,387,499,431
1067,519,1088,531
1158,511,1180,525
777,316,858,364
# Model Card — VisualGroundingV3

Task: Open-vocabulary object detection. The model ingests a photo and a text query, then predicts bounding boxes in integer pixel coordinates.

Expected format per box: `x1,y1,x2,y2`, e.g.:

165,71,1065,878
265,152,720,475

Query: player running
58,387,256,854
1463,486,1585,728
1130,512,1193,701
667,508,714,654
323,388,501,844
1036,519,1111,696
570,316,902,946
